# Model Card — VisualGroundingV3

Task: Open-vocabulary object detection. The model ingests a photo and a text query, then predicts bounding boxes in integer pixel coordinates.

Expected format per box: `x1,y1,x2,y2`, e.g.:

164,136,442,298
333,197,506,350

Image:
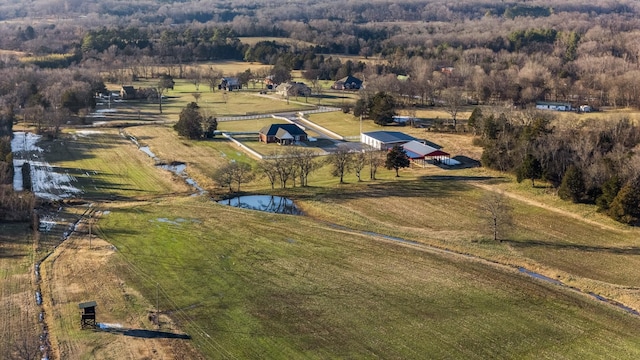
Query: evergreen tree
596,175,621,211
558,165,585,203
370,92,396,125
385,145,410,177
174,102,204,139
516,154,542,187
467,107,483,135
608,177,640,224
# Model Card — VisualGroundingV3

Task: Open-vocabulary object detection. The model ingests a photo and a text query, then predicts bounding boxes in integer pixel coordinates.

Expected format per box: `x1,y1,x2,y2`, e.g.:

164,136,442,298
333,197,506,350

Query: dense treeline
473,108,640,224
2,1,640,108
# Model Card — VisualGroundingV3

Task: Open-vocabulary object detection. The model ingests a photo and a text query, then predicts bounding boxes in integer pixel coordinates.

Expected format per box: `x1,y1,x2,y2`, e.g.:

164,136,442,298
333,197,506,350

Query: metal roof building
360,131,417,150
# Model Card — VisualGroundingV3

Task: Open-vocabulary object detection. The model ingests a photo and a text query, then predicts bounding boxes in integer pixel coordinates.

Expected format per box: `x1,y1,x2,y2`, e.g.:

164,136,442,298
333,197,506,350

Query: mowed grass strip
97,196,640,359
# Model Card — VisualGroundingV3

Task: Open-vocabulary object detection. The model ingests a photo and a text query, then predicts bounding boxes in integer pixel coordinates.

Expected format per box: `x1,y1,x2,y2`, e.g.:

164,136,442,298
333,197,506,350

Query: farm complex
4,1,640,359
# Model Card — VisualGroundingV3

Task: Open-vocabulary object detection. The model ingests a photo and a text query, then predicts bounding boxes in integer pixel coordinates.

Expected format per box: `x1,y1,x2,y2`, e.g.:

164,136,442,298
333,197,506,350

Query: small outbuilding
259,124,308,145
402,140,450,167
79,301,97,329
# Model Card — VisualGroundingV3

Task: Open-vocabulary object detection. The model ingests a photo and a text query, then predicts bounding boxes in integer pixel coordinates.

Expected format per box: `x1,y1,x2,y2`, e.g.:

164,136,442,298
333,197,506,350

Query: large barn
360,131,417,150
259,124,308,145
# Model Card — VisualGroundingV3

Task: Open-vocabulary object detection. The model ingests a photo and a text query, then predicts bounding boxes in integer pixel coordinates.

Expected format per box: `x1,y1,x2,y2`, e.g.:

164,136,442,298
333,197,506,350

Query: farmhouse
259,124,308,145
402,140,450,167
120,85,136,100
331,75,363,90
361,131,417,150
275,82,311,97
219,77,241,91
536,101,572,111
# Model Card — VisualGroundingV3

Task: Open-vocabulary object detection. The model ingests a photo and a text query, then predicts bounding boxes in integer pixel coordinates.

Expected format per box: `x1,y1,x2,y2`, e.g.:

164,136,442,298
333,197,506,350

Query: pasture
23,88,640,358
95,195,640,359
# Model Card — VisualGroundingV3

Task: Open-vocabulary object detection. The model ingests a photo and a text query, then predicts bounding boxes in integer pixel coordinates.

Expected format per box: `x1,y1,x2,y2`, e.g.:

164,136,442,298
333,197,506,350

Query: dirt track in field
40,216,203,360
471,182,626,233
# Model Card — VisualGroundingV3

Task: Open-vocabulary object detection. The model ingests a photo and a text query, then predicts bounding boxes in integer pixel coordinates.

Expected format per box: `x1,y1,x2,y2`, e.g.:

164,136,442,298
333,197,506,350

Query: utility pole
88,211,92,250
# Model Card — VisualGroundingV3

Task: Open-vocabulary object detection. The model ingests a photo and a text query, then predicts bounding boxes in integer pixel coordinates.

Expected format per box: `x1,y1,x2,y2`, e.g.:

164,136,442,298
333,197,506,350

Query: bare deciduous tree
326,149,353,183
479,191,513,242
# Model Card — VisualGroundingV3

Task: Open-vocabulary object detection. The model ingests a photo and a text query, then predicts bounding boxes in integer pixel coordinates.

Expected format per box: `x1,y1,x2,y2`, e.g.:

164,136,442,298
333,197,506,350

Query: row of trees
474,107,640,224
210,145,413,193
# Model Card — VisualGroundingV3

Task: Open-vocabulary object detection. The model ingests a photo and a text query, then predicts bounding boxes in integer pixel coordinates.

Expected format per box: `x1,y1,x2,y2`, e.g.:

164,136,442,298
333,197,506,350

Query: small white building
536,101,572,111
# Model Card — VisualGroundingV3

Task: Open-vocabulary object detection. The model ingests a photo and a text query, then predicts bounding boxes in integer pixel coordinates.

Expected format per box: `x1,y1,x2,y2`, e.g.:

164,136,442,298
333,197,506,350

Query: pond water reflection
218,195,302,215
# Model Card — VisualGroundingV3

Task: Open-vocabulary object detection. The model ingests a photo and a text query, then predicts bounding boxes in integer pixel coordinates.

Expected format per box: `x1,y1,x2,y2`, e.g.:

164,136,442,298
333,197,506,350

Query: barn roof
402,140,439,156
260,124,307,137
363,131,416,144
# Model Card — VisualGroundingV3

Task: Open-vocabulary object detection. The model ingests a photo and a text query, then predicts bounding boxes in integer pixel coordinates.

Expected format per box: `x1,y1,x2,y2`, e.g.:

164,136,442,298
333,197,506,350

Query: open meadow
13,88,640,359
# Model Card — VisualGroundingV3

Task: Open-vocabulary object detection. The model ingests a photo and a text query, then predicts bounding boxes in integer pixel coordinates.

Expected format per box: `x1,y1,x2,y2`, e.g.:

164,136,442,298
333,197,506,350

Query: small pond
218,195,302,215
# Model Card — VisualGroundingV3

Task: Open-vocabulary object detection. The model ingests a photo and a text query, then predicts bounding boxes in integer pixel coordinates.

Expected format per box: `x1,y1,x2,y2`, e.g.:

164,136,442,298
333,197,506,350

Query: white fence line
296,113,344,140
222,133,264,160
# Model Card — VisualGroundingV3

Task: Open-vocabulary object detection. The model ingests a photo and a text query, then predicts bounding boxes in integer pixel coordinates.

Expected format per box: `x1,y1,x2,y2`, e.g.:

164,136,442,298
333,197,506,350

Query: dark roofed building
331,75,363,90
259,124,308,145
120,85,136,100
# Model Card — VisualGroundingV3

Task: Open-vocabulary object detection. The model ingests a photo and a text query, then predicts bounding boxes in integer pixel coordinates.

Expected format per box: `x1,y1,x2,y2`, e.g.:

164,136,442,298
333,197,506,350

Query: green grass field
30,104,640,358
95,195,640,359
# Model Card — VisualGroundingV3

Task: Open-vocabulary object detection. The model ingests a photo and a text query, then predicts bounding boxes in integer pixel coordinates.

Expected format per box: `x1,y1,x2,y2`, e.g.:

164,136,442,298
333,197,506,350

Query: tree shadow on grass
293,175,507,203
503,238,640,255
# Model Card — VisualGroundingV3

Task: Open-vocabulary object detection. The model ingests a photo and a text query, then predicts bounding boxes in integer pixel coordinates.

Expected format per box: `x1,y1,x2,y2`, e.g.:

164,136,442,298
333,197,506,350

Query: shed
402,140,450,167
79,301,97,329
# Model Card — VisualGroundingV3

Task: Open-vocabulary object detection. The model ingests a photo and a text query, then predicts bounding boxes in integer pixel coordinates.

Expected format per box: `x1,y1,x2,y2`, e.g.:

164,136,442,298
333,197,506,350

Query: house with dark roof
259,124,308,145
120,85,136,100
360,131,417,150
219,77,241,91
331,75,363,90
